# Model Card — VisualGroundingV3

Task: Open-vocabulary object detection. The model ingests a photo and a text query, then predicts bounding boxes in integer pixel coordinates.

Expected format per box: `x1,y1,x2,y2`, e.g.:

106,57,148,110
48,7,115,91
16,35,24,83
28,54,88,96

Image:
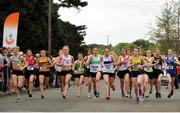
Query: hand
19,67,24,71
35,65,39,69
73,70,78,74
138,65,142,69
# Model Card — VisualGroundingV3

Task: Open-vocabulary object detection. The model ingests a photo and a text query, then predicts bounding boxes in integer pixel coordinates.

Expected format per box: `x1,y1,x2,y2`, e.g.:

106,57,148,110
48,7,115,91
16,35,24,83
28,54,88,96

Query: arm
85,55,92,66
20,57,28,70
71,56,75,69
53,57,61,66
8,57,12,68
72,60,77,72
116,56,122,66
99,55,103,70
48,58,53,67
111,55,117,66
174,57,180,65
149,57,159,67
128,57,134,68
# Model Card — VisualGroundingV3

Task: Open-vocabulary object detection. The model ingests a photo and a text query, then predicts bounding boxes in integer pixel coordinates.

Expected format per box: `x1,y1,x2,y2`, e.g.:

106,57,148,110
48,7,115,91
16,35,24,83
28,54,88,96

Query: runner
143,50,154,97
84,48,93,98
129,48,144,103
117,48,130,98
152,48,164,98
25,49,37,98
165,49,180,98
0,48,4,93
126,48,133,98
61,46,74,99
102,48,116,100
86,47,103,98
37,50,53,98
9,46,27,102
54,49,63,94
73,52,85,97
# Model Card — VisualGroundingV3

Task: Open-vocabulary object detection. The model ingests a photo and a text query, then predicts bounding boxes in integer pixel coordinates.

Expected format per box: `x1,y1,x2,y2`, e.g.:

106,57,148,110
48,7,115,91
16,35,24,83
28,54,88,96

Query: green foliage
59,0,88,9
149,0,179,53
0,0,88,56
112,42,135,56
132,39,157,52
112,39,157,56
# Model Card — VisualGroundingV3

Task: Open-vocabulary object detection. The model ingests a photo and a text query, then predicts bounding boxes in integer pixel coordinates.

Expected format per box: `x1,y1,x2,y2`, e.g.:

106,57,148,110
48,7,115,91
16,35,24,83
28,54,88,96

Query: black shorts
117,70,129,79
141,70,145,74
153,69,164,79
25,70,35,79
56,71,62,76
131,71,142,78
144,71,154,79
12,70,24,76
84,69,90,77
90,72,102,78
74,74,84,78
39,72,50,77
102,72,115,77
61,70,73,76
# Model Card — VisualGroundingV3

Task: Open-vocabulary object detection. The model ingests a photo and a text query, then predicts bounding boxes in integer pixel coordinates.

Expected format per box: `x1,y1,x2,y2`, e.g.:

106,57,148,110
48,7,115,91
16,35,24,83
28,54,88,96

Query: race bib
90,65,99,73
55,65,62,72
154,64,161,69
167,66,174,70
105,64,111,69
122,64,128,69
40,65,49,72
103,64,114,73
27,65,34,70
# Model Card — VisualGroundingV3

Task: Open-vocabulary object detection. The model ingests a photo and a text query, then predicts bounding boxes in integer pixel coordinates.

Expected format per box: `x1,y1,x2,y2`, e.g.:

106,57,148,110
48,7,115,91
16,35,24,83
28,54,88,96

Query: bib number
55,65,62,72
27,66,34,70
154,65,161,69
40,65,49,72
167,66,173,70
90,66,99,73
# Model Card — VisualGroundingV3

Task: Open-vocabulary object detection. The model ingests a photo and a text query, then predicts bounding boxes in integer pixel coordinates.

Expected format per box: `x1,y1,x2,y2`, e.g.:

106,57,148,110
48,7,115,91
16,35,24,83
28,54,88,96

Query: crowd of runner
0,46,180,104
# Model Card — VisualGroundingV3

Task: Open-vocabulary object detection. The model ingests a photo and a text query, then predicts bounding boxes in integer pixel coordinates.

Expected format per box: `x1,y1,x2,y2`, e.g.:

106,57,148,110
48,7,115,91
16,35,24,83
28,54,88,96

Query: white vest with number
102,55,114,73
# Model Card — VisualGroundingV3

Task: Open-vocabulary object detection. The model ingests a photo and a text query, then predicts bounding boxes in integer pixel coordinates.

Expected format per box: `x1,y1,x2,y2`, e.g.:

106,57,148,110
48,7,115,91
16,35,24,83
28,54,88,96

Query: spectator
2,47,10,92
0,48,4,92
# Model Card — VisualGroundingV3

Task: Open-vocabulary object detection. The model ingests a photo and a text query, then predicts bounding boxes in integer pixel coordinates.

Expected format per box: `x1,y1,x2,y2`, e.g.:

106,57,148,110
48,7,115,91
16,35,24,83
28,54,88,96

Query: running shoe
125,94,129,98
94,90,97,96
155,92,159,98
106,96,110,100
96,92,100,98
168,93,171,98
158,93,161,98
16,97,22,103
139,96,144,104
62,94,66,99
41,95,44,99
29,93,32,98
145,93,149,98
87,93,91,99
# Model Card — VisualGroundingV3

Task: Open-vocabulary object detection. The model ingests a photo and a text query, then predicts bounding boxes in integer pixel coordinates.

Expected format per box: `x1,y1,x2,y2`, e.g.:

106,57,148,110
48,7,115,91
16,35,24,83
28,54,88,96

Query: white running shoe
16,97,22,103
87,93,91,99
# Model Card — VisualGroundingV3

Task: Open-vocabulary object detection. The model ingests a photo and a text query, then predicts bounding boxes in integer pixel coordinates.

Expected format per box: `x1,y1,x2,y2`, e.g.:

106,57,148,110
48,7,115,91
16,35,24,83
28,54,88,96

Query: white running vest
102,55,114,73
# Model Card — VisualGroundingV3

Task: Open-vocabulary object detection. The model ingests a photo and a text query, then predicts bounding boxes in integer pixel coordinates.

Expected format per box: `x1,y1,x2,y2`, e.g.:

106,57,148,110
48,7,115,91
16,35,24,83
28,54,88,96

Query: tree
132,39,156,52
0,0,88,56
149,0,179,53
112,43,135,56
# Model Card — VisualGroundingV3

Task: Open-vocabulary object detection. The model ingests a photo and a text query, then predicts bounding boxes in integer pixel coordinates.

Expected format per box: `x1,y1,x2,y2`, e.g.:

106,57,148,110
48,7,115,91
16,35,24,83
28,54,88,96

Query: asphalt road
0,79,180,112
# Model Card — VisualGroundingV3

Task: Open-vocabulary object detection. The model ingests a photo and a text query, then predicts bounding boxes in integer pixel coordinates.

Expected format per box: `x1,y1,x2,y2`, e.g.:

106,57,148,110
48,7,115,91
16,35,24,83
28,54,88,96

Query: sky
54,0,170,46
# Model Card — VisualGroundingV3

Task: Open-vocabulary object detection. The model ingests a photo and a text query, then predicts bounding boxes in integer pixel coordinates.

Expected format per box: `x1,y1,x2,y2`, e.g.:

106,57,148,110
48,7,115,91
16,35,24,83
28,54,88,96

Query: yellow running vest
130,56,141,71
